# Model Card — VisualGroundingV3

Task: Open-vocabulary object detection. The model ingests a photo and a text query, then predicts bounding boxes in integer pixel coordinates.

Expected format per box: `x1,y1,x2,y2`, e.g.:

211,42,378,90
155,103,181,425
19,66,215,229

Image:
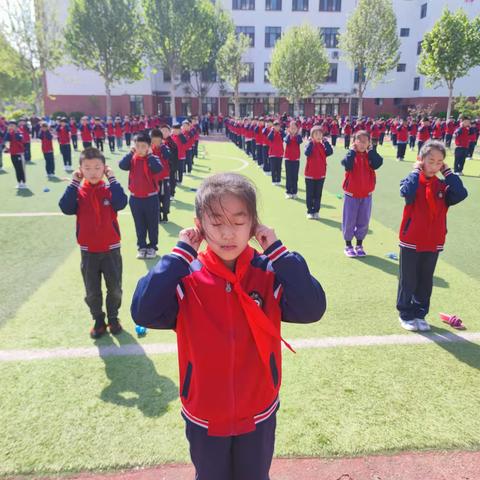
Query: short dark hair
160,124,171,130
79,147,105,165
134,132,151,144
419,140,446,160
353,130,370,141
150,128,162,139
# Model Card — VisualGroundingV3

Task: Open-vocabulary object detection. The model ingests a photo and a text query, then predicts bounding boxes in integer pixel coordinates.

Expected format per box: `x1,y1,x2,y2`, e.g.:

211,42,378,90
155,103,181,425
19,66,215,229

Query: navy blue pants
43,152,55,175
185,413,276,480
177,160,185,183
262,145,270,172
129,195,159,250
285,160,299,195
305,178,325,214
71,135,78,150
24,142,31,162
397,247,439,321
270,156,282,183
256,144,264,166
186,150,193,173
454,147,468,173
60,144,72,167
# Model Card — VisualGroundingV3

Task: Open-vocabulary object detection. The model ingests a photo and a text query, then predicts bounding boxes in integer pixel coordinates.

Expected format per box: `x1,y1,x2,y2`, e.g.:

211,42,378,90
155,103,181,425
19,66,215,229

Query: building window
319,0,341,12
420,3,427,18
236,26,255,47
240,63,255,82
374,98,383,106
313,97,339,115
292,0,308,11
400,28,410,37
200,67,217,83
325,63,338,83
397,63,406,72
320,27,339,48
158,96,171,116
265,27,281,48
263,97,280,115
233,0,255,9
417,40,422,55
202,97,218,115
265,0,282,10
354,66,366,83
413,77,420,91
163,69,171,82
393,98,402,106
181,70,190,82
130,96,144,115
264,63,271,83
181,98,192,117
240,98,255,117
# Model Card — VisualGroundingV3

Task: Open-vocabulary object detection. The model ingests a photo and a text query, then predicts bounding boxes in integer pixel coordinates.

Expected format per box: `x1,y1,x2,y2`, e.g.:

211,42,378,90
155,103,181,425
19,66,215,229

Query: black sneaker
90,322,107,339
108,319,123,335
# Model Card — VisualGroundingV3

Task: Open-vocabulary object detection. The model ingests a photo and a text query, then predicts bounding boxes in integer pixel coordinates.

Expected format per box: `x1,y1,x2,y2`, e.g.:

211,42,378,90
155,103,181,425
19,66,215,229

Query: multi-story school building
45,0,480,118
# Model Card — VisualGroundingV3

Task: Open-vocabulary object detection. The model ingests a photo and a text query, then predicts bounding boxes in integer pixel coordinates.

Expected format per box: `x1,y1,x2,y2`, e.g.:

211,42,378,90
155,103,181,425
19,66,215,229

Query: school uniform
370,124,380,150
453,127,470,173
172,133,187,183
416,125,431,153
304,139,333,215
56,125,72,168
0,123,6,169
254,125,264,167
131,240,326,480
408,123,417,150
330,122,339,146
119,152,163,250
184,130,195,173
70,121,78,150
343,123,352,149
106,123,115,152
38,130,55,175
59,175,128,324
267,129,284,184
19,125,31,162
124,121,132,146
152,143,171,222
283,134,302,195
467,125,478,158
80,124,93,148
262,127,272,173
341,149,383,243
4,130,26,182
445,121,456,148
93,124,105,151
396,125,408,160
432,124,444,141
164,136,178,198
114,122,123,149
397,167,467,321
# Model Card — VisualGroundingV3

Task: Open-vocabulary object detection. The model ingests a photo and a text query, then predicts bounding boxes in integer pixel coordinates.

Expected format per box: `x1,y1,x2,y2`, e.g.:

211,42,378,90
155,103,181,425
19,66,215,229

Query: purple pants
342,194,372,241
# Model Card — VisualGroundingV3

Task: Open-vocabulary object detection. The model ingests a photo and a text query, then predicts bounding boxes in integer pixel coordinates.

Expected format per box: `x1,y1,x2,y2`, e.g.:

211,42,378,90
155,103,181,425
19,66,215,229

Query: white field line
208,153,249,172
1,332,479,362
0,211,130,218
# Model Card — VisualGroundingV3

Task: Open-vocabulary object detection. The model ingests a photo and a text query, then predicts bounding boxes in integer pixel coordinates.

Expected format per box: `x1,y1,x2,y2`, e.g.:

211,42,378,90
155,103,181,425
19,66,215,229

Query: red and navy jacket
93,124,105,139
283,134,303,160
106,123,115,137
341,149,383,198
454,127,471,148
446,121,456,135
114,122,123,138
80,124,93,142
38,130,54,153
399,167,468,252
254,125,265,146
56,125,71,145
3,131,24,155
343,123,352,136
330,123,339,136
432,124,444,140
69,121,78,135
131,240,326,437
267,129,284,158
119,152,163,197
172,133,188,160
304,140,333,179
59,176,128,253
19,125,31,143
124,121,132,134
396,125,408,143
417,125,431,142
152,143,171,180
408,123,418,137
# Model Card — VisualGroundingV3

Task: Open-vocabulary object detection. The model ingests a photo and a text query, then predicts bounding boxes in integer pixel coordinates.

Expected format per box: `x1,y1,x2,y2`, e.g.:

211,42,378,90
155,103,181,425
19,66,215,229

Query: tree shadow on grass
170,198,194,212
357,255,449,288
421,325,480,371
96,330,178,418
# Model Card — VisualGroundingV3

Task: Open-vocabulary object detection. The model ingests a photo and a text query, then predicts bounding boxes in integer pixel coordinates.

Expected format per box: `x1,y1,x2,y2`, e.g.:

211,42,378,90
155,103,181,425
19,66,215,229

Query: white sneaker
145,248,157,259
399,317,418,332
307,213,315,219
313,212,320,219
292,194,298,199
285,193,292,199
16,183,21,189
416,318,431,332
136,248,147,259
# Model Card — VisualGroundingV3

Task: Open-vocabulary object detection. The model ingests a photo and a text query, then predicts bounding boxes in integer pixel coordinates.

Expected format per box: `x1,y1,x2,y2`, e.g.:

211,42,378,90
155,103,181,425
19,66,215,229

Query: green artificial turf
0,138,479,476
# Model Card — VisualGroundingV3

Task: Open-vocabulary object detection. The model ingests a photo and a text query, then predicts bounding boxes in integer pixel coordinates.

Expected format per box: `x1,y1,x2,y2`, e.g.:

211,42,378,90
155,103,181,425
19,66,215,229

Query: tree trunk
234,84,239,118
293,98,299,117
447,84,454,119
105,82,112,117
170,67,177,124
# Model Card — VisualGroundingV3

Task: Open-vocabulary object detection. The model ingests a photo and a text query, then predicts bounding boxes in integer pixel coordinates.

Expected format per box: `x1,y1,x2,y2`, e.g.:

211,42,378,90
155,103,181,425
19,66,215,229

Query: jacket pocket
402,218,412,235
269,353,279,388
181,361,193,399
112,220,120,237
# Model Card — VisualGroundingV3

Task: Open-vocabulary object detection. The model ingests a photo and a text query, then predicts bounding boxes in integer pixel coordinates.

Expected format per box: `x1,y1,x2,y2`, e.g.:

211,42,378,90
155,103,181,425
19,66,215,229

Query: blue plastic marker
135,325,147,337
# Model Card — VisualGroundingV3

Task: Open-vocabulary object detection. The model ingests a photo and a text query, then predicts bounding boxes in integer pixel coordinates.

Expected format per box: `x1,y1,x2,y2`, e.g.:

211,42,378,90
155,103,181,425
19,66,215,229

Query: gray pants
342,194,372,242
80,248,123,322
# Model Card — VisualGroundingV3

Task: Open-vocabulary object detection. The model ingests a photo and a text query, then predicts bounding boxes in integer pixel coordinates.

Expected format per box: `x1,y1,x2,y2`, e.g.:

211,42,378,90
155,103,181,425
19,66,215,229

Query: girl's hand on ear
255,224,278,251
414,160,423,171
179,227,203,251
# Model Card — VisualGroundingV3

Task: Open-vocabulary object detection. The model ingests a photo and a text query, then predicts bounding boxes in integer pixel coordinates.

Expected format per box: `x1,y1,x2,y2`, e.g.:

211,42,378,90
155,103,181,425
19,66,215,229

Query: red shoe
108,319,123,335
90,323,107,339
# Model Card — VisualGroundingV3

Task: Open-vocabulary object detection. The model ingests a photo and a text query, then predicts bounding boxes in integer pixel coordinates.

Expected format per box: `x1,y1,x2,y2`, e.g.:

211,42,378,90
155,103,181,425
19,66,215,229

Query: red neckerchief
83,180,104,226
419,172,438,221
198,245,295,368
132,153,150,180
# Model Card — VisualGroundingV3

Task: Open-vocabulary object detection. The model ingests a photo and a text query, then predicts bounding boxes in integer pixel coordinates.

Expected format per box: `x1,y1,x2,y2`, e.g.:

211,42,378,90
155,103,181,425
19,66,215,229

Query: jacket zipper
226,280,235,434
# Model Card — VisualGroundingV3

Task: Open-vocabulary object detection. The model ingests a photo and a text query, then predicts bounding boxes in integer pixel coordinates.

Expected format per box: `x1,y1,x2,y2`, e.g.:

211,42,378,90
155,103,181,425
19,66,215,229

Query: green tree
453,94,480,118
143,0,224,121
268,24,329,117
64,0,144,116
216,31,251,118
418,9,480,119
0,0,64,114
338,0,400,118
